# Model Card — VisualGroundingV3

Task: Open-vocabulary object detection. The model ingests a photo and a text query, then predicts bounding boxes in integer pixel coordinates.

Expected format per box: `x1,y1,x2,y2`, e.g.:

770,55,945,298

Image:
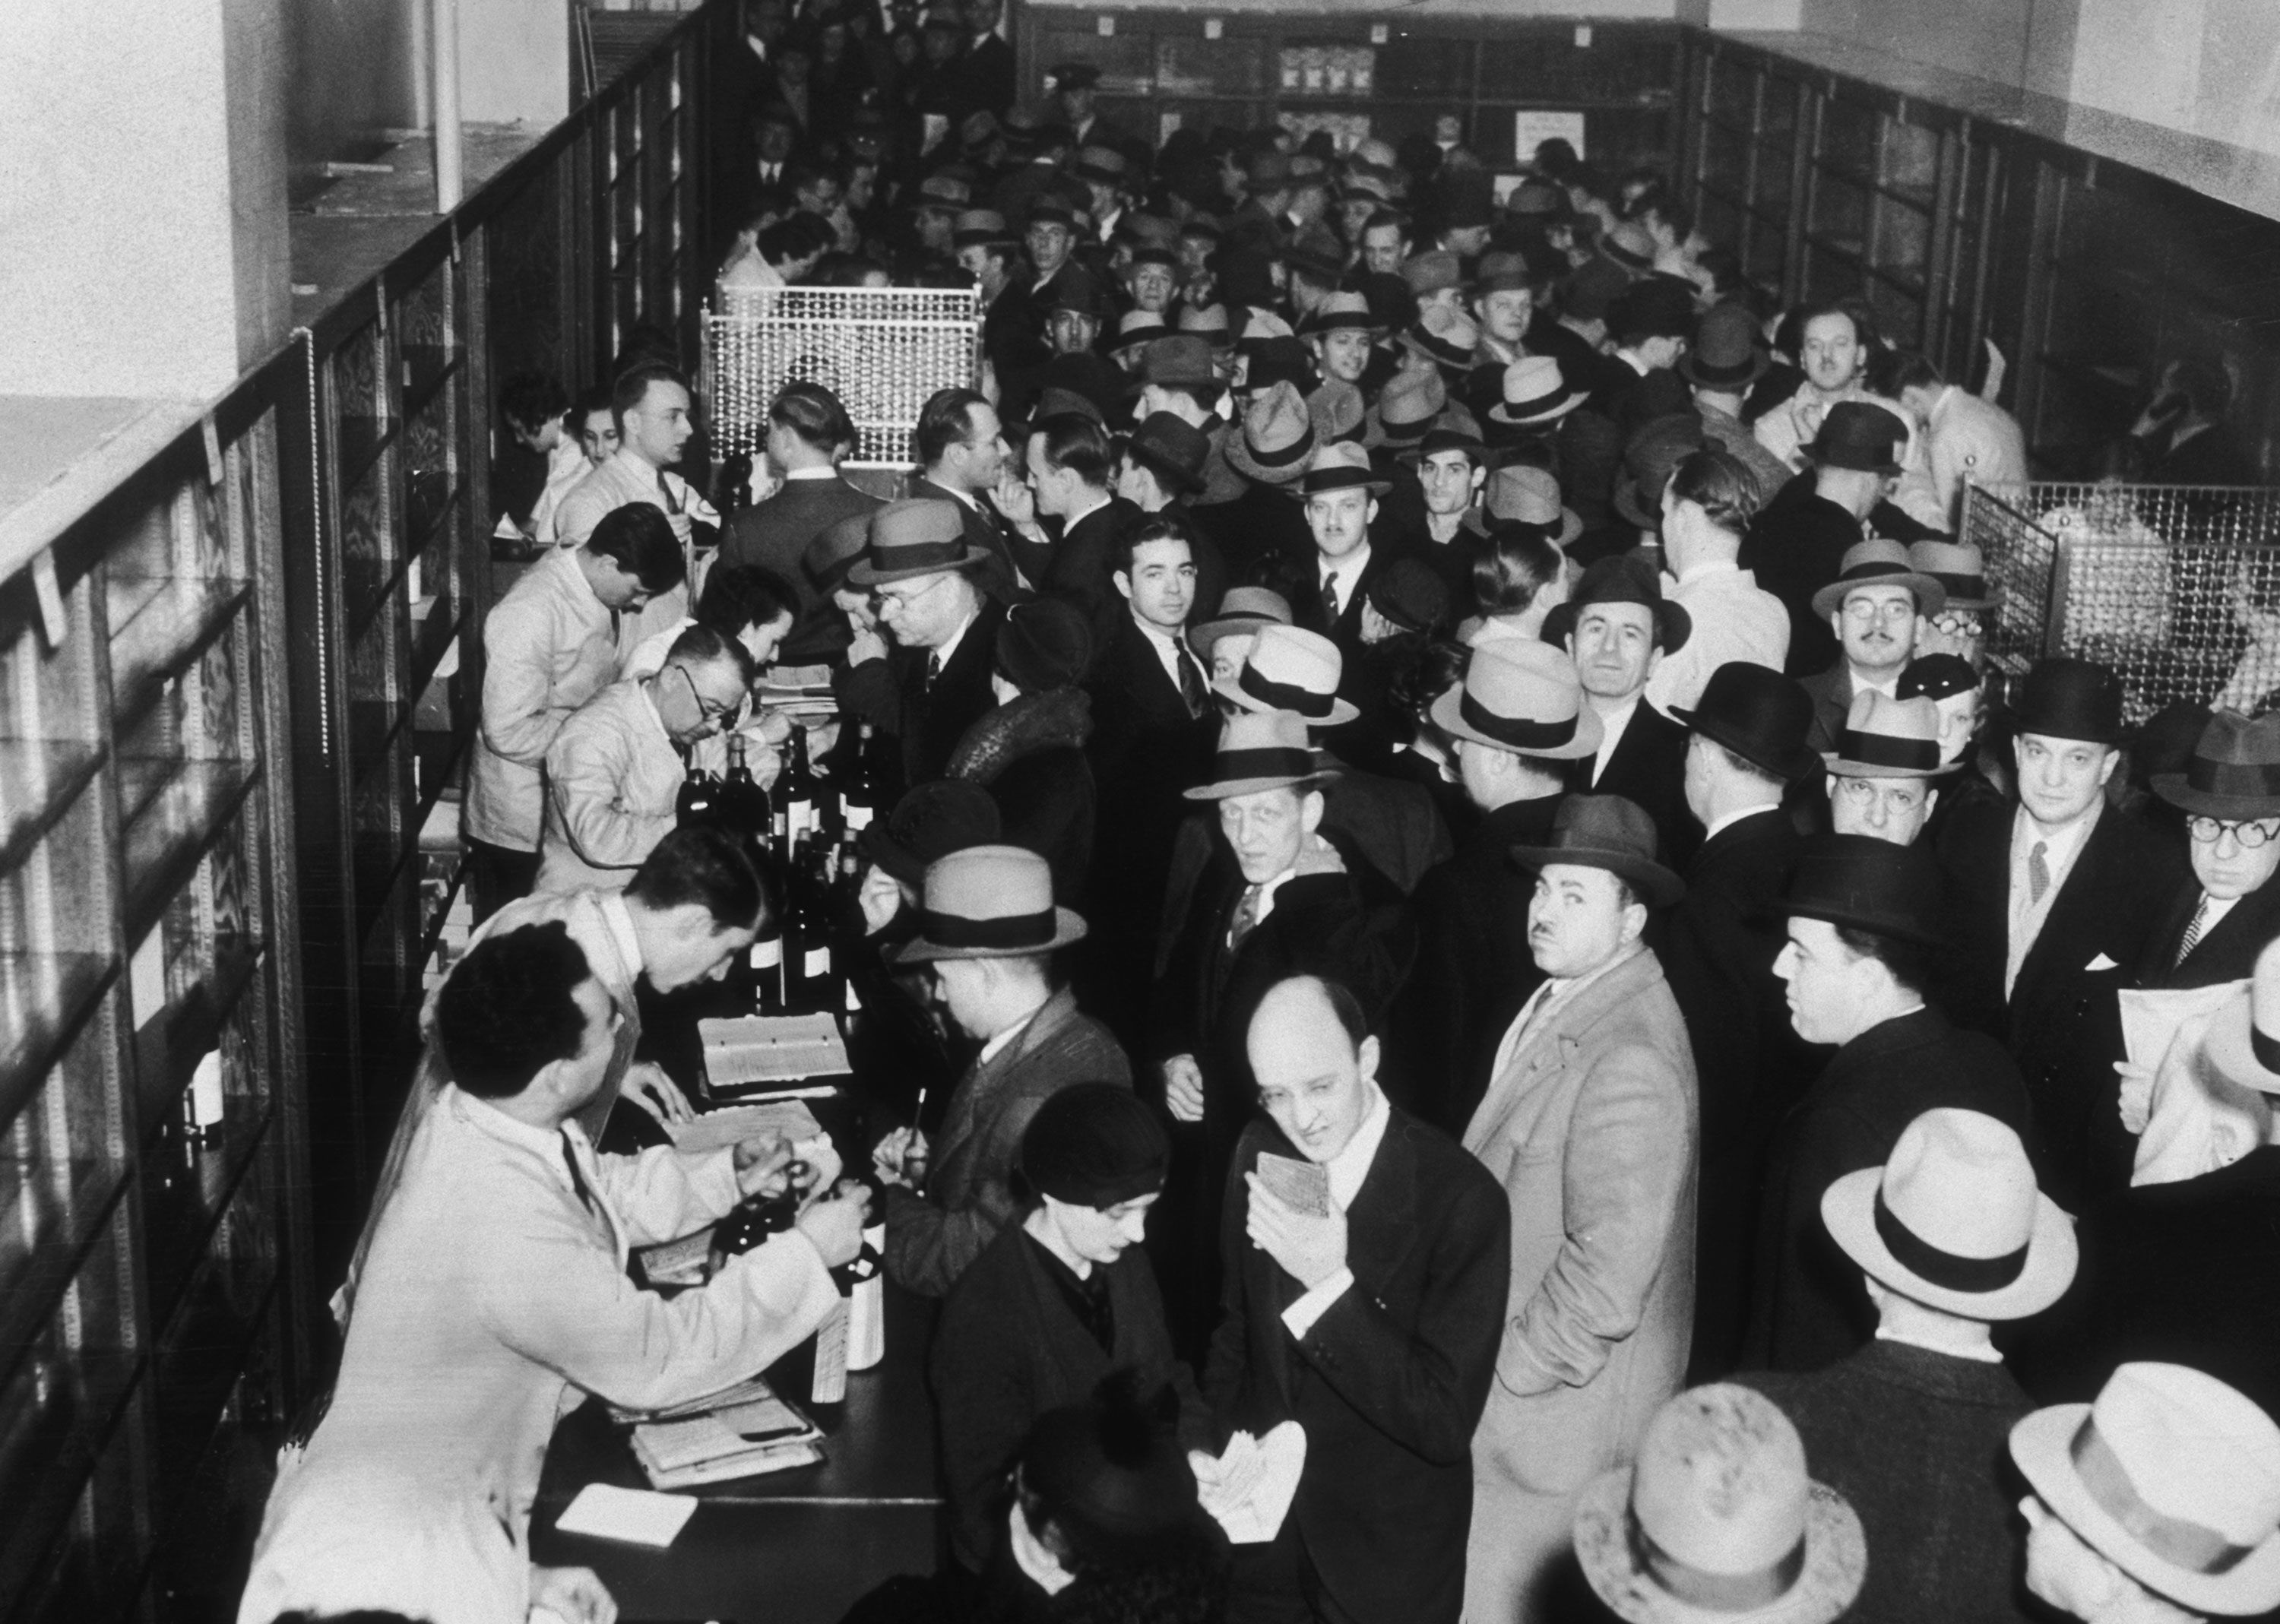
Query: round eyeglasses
2187,816,2280,847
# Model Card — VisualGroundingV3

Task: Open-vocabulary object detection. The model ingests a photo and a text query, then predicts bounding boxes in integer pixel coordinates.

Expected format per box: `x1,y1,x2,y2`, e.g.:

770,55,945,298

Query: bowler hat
1463,464,1583,549
1365,557,1449,635
995,597,1093,693
1021,1082,1170,1210
1822,691,1949,779
1822,1106,2076,1321
1677,301,1771,391
1183,708,1337,800
1487,356,1589,428
1189,586,1293,663
2010,1363,2280,1616
1226,380,1316,486
1430,642,1601,761
858,780,1002,887
1123,412,1212,496
1808,537,1947,620
1131,334,1218,391
1543,554,1692,656
1613,414,1709,531
1908,539,1992,611
1402,302,1480,372
1574,1385,1865,1624
1509,793,1685,907
1779,833,1947,948
1212,624,1357,727
896,844,1088,962
1293,438,1389,499
1802,401,1907,475
2152,709,2280,821
803,510,874,594
847,498,993,585
1672,663,1819,784
2007,656,2128,746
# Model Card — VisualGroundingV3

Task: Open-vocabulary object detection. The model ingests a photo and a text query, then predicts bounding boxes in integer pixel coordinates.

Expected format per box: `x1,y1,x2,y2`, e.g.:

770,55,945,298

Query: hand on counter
622,1062,695,1126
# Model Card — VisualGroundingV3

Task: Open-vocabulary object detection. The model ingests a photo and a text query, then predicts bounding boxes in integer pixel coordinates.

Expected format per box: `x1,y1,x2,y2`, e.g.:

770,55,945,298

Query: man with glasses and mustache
537,625,755,893
1798,539,1945,755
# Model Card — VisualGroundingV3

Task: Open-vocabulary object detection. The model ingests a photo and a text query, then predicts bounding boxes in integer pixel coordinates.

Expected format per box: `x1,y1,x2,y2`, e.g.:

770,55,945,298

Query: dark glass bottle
841,722,883,834
676,762,722,828
708,1170,805,1274
776,724,820,848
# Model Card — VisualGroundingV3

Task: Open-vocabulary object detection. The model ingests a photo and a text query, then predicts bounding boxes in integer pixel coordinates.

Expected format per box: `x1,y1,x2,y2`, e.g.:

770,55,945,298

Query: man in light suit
1460,793,1699,1623
1876,347,2028,534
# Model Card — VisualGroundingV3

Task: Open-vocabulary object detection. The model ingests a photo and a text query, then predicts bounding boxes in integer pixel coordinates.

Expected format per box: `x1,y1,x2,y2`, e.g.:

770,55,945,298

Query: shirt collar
1674,557,1740,584
598,891,646,984
1319,543,1370,586
936,480,980,509
448,1083,576,1168
1134,613,1186,654
979,998,1049,1065
784,465,838,481
615,445,660,479
933,608,980,670
1704,803,1781,844
1322,1081,1391,1210
1062,489,1112,530
1876,1325,2003,1364
1848,665,1902,701
2015,796,2102,867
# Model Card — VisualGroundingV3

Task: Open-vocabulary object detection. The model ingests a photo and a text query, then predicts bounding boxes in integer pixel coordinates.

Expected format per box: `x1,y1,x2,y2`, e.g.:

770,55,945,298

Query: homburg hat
1778,833,1947,948
895,844,1088,962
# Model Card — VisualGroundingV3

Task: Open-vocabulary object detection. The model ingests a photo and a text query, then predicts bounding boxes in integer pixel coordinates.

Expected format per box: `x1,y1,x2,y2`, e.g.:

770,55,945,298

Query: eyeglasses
1931,612,1984,636
876,575,948,615
679,666,742,730
1837,775,1927,811
2188,816,2280,847
1842,598,1917,625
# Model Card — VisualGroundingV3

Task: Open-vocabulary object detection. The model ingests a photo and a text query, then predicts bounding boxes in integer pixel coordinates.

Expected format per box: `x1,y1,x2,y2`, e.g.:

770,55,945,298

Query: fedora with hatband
1123,412,1211,496
1908,540,1993,613
1809,537,1947,620
1226,380,1316,486
1677,302,1772,391
1463,464,1583,548
1672,663,1820,784
1543,555,1693,656
1821,1106,2077,1321
1189,587,1293,663
895,844,1088,962
848,497,994,586
1214,623,1357,727
1290,439,1389,500
1510,793,1684,908
1183,708,1335,801
1778,833,1948,948
1801,402,1908,476
2152,709,2280,821
1431,642,1602,761
1822,691,1949,780
1488,355,1591,429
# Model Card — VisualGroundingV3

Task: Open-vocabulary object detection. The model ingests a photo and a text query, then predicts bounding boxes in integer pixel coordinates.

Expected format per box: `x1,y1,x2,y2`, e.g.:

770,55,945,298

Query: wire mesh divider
1962,482,2280,723
701,285,983,469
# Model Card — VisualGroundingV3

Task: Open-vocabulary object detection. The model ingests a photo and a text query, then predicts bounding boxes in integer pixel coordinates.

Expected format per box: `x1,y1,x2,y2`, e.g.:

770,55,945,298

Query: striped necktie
2176,894,2212,967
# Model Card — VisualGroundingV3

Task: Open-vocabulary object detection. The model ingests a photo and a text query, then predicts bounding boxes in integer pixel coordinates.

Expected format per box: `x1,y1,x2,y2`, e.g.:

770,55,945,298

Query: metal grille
701,286,983,468
1962,483,2280,723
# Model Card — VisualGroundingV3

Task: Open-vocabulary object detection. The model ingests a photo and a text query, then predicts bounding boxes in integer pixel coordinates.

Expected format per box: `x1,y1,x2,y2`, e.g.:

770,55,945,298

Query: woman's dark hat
1509,793,1684,909
1897,653,1978,704
1543,555,1693,656
1020,1082,1170,1209
2006,656,2128,746
858,780,1002,888
1779,833,1948,948
1801,402,1907,476
1124,411,1212,495
2152,710,2280,820
1671,663,1819,784
996,597,1094,693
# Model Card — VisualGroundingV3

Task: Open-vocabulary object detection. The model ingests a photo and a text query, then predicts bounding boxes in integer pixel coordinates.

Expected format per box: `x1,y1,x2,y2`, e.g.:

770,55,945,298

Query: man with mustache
1550,556,1696,864
1798,538,1945,757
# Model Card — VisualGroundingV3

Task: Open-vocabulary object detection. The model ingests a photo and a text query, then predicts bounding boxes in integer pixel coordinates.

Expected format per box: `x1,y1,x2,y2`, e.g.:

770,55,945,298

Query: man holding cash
1458,795,1700,1623
1201,973,1508,1624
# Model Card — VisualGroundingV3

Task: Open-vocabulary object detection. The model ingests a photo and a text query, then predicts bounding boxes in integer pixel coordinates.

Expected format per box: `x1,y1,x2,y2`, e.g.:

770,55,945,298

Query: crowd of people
242,28,2280,1624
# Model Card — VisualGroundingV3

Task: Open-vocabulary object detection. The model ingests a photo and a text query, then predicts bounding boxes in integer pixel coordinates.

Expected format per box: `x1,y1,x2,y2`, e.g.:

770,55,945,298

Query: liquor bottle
841,722,882,833
719,735,772,861
676,762,722,828
810,1238,885,1404
835,842,865,1015
708,1164,806,1276
781,831,819,1013
797,837,841,1013
777,724,819,847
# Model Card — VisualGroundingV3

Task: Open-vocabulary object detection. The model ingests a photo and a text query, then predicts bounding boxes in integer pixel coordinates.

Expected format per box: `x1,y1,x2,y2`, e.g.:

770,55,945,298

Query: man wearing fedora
1205,973,1509,1624
1460,793,1699,1622
1750,835,2033,1372
1746,1108,2076,1624
1908,537,1996,663
1547,556,1699,866
1799,537,1946,755
874,844,1129,1298
2010,1362,2280,1623
1571,1383,1867,1624
1385,644,1597,1135
1208,380,1322,588
1285,440,1413,754
2136,710,2280,990
1683,302,1796,501
1646,448,1789,716
1940,657,2183,1211
1132,333,1250,509
1148,710,1416,1355
1822,691,1950,845
1740,401,1926,678
835,497,1011,799
1661,662,1824,1379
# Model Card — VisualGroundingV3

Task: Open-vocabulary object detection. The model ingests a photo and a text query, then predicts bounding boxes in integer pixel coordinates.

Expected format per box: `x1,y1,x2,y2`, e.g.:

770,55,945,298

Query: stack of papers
613,1376,825,1489
698,1012,851,1093
665,1099,826,1154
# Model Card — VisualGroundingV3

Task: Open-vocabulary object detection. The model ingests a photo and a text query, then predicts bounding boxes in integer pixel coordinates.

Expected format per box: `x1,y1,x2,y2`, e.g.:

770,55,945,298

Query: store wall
287,0,427,197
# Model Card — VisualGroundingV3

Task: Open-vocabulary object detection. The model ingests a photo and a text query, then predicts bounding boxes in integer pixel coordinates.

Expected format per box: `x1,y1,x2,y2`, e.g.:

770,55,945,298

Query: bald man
1202,973,1509,1624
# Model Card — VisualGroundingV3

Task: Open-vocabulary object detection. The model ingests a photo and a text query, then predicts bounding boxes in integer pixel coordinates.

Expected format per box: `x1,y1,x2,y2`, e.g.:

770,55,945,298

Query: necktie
2028,840,2052,907
1176,645,1207,717
1230,884,1265,949
657,469,682,515
2177,894,2212,967
1319,573,1341,627
925,651,942,693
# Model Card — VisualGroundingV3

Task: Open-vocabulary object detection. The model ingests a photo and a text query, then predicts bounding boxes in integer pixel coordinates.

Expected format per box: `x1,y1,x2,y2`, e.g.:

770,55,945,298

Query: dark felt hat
2152,710,2280,820
1240,336,1321,400
1780,832,1948,948
1048,61,1102,90
1803,401,1908,476
1543,554,1693,656
996,597,1093,692
858,780,1002,888
1020,1082,1170,1208
1609,277,1697,342
1671,662,1820,784
1612,413,1708,531
1131,334,1218,391
1677,300,1772,391
1509,793,1684,909
847,498,993,585
2006,656,2128,746
1123,412,1213,495
1021,1372,1206,1569
1365,556,1450,635
803,510,874,594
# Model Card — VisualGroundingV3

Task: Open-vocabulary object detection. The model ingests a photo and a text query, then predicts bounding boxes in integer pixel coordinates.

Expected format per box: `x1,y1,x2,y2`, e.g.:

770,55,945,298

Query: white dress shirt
1135,616,1205,702
1588,695,1642,786
929,608,980,677
1318,543,1372,619
1645,560,1790,714
2006,800,2102,995
1280,1081,1392,1338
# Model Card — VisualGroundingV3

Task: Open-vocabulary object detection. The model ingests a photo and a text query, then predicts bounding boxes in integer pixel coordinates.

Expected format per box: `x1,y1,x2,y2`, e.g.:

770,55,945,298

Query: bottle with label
707,1170,804,1277
776,723,819,847
675,762,723,828
841,722,882,834
749,873,787,1015
810,1238,883,1404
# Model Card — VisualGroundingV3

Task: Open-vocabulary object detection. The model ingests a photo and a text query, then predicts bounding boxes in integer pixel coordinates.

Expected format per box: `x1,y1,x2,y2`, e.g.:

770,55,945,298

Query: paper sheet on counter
554,1483,698,1547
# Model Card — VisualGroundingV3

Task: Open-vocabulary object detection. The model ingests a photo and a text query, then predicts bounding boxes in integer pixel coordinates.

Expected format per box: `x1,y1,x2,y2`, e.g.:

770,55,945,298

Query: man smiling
1548,556,1696,862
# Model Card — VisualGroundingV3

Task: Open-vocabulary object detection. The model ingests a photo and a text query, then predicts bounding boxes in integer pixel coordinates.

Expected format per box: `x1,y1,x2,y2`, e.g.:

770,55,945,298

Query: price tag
804,946,832,978
1204,17,1221,38
1096,14,1114,34
842,804,874,831
750,938,784,970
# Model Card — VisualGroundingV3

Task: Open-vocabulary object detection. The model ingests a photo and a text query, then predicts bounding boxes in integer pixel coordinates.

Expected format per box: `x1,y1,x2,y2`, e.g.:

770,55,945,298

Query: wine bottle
708,1169,805,1276
777,724,819,847
811,1239,884,1405
720,734,773,860
797,837,840,1013
675,762,722,828
841,722,882,833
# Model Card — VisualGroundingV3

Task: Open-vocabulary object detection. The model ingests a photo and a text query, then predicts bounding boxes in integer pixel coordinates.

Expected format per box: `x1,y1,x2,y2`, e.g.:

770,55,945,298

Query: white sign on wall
1512,111,1587,165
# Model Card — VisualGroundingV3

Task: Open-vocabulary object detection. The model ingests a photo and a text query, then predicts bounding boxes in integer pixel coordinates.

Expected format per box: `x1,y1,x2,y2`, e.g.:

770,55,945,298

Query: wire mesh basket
1962,482,2280,723
701,285,983,468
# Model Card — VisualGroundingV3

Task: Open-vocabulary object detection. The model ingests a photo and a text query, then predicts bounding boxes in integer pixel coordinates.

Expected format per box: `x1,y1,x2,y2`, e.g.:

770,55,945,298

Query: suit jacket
1385,794,1561,1135
1205,1109,1509,1624
882,987,1132,1298
910,476,1031,600
1189,479,1316,590
1798,661,1855,756
1740,476,1862,678
1039,497,1139,671
1744,1341,2038,1624
1569,700,1696,866
1462,950,1699,1506
1748,1006,2032,1372
2134,873,2280,989
1940,797,2183,1209
719,474,883,663
833,599,1009,796
955,31,1015,119
1082,617,1214,963
1659,806,1816,1377
931,1224,1201,1569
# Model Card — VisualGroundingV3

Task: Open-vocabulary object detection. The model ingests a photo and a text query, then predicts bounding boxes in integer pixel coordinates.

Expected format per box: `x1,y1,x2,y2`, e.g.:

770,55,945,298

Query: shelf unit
1016,9,1678,174
0,401,303,1621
